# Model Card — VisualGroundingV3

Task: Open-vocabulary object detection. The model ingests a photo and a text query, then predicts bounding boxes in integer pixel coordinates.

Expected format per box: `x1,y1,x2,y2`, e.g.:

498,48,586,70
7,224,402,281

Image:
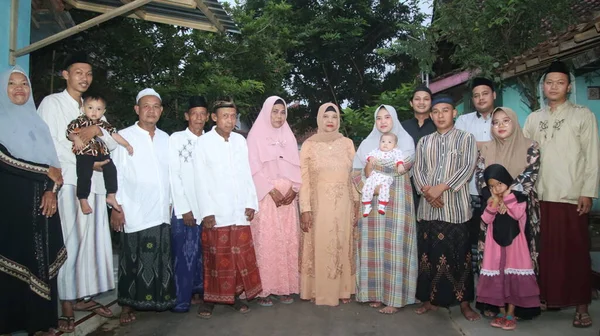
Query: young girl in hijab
477,164,540,331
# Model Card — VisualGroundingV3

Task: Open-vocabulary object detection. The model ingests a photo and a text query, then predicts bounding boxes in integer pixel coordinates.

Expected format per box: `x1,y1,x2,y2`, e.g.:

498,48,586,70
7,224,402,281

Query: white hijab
353,104,415,169
0,66,60,167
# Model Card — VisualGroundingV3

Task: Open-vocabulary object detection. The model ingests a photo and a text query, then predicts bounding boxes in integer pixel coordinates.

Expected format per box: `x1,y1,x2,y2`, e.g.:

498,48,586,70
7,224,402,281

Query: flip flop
57,316,75,333
228,298,251,314
73,300,114,318
256,297,274,307
272,295,294,304
197,302,214,319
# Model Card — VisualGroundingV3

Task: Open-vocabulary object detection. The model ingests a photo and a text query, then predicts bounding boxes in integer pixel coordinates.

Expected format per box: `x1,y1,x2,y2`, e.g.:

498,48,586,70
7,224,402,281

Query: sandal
256,297,274,307
490,314,506,328
197,302,214,319
502,316,517,330
228,298,251,314
57,316,75,333
73,299,113,318
573,312,593,328
272,295,294,304
378,306,399,314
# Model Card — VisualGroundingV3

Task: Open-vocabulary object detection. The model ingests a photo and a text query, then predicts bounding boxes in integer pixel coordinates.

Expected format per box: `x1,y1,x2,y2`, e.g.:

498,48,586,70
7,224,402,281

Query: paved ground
89,296,600,336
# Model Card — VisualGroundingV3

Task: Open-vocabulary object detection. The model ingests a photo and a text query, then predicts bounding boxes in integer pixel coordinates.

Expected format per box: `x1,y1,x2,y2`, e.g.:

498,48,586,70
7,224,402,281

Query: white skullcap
136,88,162,104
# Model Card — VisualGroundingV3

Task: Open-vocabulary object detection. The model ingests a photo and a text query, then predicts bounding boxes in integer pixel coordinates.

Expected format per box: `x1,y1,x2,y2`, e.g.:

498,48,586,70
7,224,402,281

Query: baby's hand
74,137,85,151
396,164,406,175
126,145,134,156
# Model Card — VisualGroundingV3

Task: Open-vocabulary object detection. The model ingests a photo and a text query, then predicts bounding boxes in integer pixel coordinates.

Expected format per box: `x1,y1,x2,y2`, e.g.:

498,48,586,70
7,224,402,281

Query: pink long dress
476,193,540,308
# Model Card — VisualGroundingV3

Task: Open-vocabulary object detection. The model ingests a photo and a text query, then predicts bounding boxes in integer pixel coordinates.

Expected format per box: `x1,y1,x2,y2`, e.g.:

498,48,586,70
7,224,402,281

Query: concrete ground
88,296,600,336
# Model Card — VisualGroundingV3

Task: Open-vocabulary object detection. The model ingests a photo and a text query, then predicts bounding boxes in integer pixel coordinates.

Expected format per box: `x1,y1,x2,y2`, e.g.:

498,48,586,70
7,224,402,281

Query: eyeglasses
492,119,511,127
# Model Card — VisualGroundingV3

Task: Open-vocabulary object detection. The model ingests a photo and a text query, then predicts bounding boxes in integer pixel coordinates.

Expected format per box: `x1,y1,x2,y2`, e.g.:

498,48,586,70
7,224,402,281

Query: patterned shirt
65,115,117,156
523,100,600,204
413,127,477,224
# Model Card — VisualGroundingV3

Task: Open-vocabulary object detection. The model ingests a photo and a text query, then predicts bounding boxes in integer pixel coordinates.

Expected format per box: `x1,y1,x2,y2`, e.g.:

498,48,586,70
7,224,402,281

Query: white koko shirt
193,128,258,228
169,128,203,221
455,111,492,196
113,123,171,233
37,90,117,192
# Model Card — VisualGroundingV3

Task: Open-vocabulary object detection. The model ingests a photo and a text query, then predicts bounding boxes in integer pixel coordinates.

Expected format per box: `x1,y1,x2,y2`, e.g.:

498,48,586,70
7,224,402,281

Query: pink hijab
247,96,301,186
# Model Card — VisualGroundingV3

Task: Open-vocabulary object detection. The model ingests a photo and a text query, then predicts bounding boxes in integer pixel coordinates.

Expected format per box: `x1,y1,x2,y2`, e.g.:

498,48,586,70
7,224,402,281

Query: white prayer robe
37,90,116,300
113,123,171,233
169,128,203,221
193,128,258,228
455,111,492,195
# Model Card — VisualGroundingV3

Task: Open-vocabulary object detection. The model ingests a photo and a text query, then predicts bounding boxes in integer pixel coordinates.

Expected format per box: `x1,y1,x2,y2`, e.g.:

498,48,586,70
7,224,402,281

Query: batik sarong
170,214,203,312
416,220,474,307
203,225,262,304
118,223,176,311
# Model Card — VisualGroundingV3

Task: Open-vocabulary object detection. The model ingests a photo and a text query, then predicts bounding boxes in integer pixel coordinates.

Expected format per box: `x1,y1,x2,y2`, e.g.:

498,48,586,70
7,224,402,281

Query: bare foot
460,302,481,321
415,301,438,315
119,306,136,325
379,306,399,314
106,194,122,213
369,302,383,308
79,199,93,215
341,298,352,304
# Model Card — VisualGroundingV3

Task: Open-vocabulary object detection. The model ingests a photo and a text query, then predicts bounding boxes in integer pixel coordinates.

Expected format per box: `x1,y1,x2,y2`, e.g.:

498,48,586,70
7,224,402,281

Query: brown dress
299,136,358,306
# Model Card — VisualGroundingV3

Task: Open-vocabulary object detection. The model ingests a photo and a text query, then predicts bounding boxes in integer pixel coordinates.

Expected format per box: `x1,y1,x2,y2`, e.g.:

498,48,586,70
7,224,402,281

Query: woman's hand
40,191,57,217
270,189,285,207
281,188,297,206
300,211,312,232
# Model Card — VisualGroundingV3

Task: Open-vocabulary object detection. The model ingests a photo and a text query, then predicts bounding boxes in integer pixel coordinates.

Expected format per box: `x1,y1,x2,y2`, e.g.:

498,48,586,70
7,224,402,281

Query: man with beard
38,52,115,333
524,61,599,328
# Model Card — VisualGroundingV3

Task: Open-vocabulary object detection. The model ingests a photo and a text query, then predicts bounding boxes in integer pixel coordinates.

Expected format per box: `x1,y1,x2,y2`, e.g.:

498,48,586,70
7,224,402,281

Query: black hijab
482,164,526,247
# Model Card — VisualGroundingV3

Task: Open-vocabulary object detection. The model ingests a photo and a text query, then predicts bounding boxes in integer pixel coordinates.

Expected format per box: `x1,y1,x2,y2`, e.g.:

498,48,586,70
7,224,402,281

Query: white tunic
37,90,116,300
169,128,203,221
455,111,492,195
113,123,171,233
193,128,258,228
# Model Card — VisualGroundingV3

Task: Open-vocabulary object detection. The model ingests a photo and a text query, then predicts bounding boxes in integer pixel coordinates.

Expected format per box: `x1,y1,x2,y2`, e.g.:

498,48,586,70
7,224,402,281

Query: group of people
0,51,598,336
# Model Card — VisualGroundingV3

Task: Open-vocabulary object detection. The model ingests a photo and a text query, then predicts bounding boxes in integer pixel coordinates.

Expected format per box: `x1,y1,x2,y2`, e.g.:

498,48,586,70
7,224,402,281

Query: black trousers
76,153,117,199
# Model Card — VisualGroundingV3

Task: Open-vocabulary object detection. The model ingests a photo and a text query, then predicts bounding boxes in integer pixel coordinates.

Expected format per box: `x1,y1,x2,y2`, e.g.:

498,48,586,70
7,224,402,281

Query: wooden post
9,0,19,66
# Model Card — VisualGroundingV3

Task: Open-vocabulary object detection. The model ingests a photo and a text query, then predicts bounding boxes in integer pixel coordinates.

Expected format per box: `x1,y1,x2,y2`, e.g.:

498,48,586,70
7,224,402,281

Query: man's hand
270,189,285,207
40,191,58,218
300,211,312,232
281,188,297,206
76,125,102,144
245,208,255,222
182,211,196,227
47,166,63,186
203,215,216,229
422,185,444,208
110,209,125,232
93,159,110,172
578,196,593,216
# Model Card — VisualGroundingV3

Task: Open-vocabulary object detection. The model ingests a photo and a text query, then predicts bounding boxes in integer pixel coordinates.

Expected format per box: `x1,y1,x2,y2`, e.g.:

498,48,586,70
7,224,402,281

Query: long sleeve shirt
523,100,600,204
413,127,478,224
169,128,203,220
37,90,117,191
193,128,258,228
455,111,492,195
113,123,171,233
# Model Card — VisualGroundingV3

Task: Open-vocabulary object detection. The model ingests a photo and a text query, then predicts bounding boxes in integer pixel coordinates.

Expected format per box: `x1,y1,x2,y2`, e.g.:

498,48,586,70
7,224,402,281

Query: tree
387,0,580,111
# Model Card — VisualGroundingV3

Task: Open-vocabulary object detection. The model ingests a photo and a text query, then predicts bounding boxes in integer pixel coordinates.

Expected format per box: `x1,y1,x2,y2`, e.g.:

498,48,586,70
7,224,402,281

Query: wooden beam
194,0,225,33
574,28,600,43
13,0,154,58
9,0,19,65
67,0,218,32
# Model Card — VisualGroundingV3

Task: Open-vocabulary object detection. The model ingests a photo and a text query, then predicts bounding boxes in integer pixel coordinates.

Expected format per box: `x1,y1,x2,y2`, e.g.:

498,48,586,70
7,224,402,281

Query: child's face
83,99,106,121
379,135,396,152
487,178,508,195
